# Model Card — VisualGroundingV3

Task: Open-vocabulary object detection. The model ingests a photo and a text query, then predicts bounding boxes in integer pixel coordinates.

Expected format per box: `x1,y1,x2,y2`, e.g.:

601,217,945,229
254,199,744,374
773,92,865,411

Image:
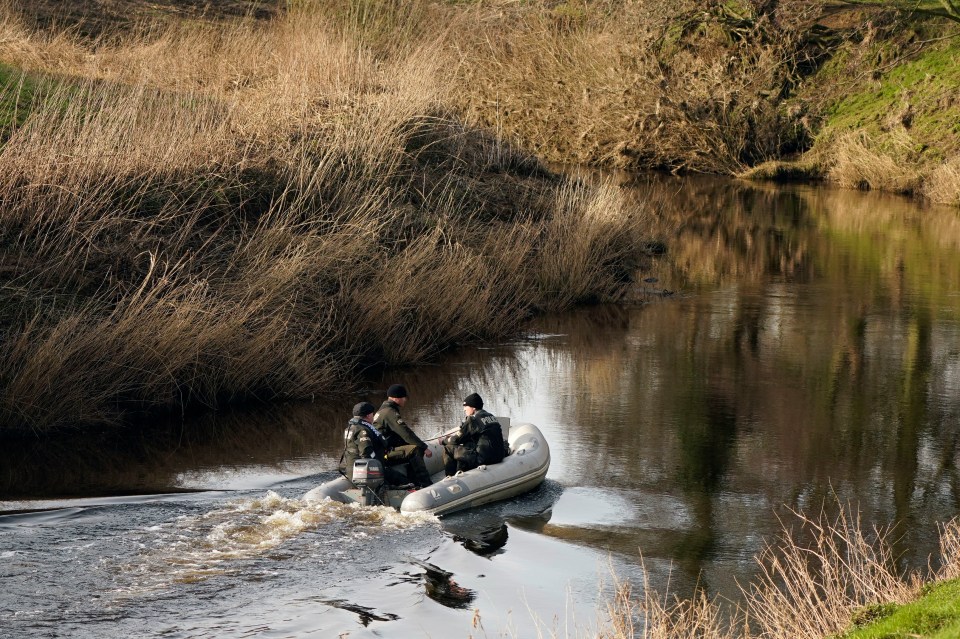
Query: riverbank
0,2,658,434
441,0,960,205
594,507,960,639
2,3,957,435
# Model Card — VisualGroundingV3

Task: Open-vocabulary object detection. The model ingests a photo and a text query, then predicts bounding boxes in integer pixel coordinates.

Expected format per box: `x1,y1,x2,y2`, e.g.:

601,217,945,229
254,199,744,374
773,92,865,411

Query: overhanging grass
839,579,960,639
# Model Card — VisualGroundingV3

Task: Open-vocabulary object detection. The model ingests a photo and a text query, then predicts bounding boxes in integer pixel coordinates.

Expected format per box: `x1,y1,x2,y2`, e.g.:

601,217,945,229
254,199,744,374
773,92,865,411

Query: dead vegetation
593,504,960,639
0,2,654,434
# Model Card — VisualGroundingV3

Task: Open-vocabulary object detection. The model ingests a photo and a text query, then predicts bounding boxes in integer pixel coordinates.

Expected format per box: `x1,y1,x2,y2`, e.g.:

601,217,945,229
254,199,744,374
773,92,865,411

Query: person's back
372,384,432,488
443,393,505,476
340,402,387,481
462,408,506,465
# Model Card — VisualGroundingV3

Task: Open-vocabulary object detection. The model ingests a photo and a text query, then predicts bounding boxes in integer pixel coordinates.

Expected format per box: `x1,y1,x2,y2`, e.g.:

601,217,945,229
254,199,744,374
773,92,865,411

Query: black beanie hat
386,384,408,398
353,401,376,417
462,393,483,409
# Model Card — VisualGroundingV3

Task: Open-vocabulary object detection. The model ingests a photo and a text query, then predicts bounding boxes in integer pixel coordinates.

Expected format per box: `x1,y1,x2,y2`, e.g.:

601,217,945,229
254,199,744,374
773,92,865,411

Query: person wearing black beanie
386,384,408,399
442,392,506,476
373,383,432,488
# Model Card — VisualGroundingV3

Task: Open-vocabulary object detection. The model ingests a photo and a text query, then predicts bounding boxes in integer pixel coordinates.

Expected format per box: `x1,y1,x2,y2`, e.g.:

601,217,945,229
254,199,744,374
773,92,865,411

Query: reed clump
0,3,654,434
595,505,960,639
826,130,925,195
923,156,960,206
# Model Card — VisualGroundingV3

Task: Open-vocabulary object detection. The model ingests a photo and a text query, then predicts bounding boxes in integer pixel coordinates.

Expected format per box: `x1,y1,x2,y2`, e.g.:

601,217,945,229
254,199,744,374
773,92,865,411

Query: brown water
2,176,960,637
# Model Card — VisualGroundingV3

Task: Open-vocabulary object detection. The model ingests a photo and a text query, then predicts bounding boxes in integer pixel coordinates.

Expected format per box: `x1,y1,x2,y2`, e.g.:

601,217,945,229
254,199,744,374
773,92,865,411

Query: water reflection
409,559,477,610
317,599,399,626
0,402,345,499
448,523,509,556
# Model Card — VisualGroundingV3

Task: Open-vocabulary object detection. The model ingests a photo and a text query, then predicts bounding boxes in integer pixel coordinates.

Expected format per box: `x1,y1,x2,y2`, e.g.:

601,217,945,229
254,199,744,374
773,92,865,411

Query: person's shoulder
478,411,500,424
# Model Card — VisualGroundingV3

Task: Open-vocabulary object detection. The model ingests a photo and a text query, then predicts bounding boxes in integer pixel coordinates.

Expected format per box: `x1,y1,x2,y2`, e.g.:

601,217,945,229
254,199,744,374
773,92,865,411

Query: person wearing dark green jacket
373,384,433,488
340,401,401,483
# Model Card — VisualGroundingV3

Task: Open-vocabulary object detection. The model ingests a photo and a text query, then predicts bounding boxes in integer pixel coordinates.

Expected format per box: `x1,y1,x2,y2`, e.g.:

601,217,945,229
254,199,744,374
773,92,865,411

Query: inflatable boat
304,420,550,516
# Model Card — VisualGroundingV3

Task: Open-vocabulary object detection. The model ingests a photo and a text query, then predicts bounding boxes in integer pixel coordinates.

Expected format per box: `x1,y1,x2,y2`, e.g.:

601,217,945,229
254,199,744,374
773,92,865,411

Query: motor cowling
352,458,385,497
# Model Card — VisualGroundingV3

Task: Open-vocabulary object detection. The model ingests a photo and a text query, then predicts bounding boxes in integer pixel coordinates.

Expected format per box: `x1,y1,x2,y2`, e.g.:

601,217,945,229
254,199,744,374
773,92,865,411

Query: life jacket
339,417,388,478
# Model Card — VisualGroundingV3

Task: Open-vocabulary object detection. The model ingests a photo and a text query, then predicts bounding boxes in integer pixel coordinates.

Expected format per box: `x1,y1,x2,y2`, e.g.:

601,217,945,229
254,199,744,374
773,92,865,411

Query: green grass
819,39,960,159
0,62,38,130
838,579,960,639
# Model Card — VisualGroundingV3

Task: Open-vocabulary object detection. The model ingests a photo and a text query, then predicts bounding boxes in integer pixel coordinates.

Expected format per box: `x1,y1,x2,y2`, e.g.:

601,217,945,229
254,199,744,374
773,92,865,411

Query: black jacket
457,409,506,465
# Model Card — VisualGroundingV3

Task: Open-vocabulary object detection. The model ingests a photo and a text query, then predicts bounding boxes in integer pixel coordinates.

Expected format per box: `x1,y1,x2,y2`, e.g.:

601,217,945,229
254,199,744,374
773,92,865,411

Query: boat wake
107,490,439,598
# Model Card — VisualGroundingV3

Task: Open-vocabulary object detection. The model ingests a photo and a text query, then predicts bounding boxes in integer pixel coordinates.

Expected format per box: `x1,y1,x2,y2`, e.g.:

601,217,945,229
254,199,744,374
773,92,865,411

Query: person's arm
356,429,374,459
459,415,483,440
389,413,427,449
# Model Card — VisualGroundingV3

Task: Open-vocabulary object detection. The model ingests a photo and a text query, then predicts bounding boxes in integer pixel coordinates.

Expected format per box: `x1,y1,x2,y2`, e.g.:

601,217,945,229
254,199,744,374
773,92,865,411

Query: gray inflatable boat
304,420,550,516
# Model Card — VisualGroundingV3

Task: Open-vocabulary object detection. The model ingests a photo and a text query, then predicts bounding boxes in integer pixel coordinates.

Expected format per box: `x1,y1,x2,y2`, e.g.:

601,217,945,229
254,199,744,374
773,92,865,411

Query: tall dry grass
743,505,919,638
923,155,960,206
0,2,653,434
445,0,826,174
827,130,924,195
591,504,960,639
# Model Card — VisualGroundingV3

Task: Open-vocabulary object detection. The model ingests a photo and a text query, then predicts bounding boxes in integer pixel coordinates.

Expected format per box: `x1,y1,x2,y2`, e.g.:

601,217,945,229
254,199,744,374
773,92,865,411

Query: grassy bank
586,506,960,639
321,0,960,205
0,3,655,434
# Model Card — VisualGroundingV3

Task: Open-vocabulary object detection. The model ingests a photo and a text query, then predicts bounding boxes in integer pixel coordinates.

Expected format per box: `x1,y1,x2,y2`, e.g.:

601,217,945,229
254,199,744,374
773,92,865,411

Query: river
2,176,960,638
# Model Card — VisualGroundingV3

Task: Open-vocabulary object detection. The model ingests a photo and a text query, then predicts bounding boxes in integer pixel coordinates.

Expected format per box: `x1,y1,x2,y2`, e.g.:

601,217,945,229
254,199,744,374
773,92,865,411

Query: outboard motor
352,458,385,506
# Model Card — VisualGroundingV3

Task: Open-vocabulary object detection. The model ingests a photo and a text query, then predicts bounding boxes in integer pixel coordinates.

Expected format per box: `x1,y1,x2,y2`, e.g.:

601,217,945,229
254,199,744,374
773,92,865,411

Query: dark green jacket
374,400,426,450
339,417,388,480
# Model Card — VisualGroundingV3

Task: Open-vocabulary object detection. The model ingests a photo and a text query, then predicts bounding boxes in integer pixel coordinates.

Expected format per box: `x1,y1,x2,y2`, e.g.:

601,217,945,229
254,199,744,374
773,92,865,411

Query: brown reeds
936,517,960,581
827,130,924,195
447,0,824,174
743,504,919,638
923,156,960,206
0,2,654,433
599,567,735,639
592,503,951,639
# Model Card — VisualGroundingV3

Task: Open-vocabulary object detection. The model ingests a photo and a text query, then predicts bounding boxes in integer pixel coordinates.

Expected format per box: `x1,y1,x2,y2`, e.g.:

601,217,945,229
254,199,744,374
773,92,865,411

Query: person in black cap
339,401,399,483
373,384,433,488
442,393,506,476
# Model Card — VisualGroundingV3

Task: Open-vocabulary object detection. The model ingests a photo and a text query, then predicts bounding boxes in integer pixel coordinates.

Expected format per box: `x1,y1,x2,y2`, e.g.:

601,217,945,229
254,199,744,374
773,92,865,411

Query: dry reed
0,1,654,433
743,504,919,638
592,505,955,639
922,155,960,206
826,130,924,194
447,0,824,174
598,567,735,639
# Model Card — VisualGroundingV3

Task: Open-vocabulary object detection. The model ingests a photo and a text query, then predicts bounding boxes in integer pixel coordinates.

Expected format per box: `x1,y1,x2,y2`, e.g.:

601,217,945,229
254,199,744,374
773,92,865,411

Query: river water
2,176,960,638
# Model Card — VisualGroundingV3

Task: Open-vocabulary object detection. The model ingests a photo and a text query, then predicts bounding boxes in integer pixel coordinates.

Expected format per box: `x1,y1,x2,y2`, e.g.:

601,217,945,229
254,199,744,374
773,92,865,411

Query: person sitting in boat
442,393,506,476
339,401,405,484
374,384,433,488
